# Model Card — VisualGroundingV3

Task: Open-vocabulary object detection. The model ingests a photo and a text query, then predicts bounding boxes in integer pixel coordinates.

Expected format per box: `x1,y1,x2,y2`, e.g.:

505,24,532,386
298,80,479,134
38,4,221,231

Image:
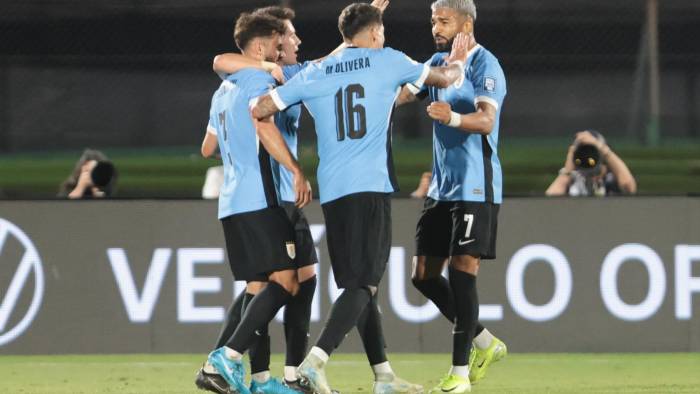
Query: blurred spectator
58,149,117,199
410,172,432,199
546,130,636,197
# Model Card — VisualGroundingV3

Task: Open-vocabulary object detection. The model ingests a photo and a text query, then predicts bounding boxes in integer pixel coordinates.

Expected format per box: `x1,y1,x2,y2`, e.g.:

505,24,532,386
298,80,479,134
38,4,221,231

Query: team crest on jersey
484,77,496,92
285,241,296,259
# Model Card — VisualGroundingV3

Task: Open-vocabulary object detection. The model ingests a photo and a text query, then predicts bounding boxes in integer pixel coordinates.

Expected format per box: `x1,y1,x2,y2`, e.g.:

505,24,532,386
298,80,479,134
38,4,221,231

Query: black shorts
280,201,318,268
221,207,296,282
415,198,499,259
322,192,391,289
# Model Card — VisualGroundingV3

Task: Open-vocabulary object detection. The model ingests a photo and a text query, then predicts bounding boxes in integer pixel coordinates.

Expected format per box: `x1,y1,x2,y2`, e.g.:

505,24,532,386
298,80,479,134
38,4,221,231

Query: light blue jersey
419,45,506,204
270,61,311,203
207,68,278,219
270,47,430,204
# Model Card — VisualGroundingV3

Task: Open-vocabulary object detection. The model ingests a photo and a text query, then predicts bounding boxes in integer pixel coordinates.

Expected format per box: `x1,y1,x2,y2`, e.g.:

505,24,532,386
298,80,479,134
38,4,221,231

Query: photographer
58,149,118,199
546,130,636,196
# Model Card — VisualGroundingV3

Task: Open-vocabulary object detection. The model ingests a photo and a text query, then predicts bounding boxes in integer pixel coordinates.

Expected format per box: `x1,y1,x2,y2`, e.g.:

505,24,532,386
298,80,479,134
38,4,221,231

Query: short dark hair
253,6,295,21
338,3,382,41
234,12,286,51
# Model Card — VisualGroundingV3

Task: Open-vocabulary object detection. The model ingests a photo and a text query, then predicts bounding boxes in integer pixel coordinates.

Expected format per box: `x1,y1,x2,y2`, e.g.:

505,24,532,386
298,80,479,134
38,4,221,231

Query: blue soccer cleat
251,377,302,394
207,348,250,394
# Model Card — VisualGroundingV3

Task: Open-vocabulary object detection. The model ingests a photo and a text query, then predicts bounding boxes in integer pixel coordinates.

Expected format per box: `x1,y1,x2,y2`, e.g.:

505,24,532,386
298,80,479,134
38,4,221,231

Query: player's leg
466,203,506,384
356,292,423,394
208,207,299,394
282,264,317,392
412,198,455,321
297,193,389,394
280,204,318,391
196,289,246,394
411,255,453,320
198,283,268,394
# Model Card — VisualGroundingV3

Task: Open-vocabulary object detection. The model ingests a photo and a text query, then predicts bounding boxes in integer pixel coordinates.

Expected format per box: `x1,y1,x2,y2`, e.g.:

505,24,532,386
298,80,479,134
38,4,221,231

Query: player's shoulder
233,67,276,89
471,46,503,72
376,46,417,63
427,52,447,66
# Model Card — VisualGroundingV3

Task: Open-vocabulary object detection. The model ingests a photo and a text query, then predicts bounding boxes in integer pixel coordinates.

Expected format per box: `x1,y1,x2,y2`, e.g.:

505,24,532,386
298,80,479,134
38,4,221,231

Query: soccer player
397,1,507,392
212,3,426,393
201,12,313,394
251,3,469,394
199,6,325,394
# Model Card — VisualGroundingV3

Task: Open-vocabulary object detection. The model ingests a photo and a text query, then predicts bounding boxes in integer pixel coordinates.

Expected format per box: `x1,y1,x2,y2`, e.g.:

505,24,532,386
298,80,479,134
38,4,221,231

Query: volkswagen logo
0,218,44,346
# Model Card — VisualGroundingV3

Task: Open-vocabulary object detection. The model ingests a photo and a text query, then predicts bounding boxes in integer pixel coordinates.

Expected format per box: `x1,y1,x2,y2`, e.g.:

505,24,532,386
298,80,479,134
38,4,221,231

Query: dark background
1,0,700,152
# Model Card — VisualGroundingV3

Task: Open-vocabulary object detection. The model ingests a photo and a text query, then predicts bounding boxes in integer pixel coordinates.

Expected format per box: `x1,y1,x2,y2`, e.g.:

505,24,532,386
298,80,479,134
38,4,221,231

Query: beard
434,35,454,52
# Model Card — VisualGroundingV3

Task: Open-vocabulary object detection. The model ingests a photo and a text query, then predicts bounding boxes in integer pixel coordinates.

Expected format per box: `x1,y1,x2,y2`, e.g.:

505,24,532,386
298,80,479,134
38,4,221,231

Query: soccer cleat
468,337,507,384
286,379,342,394
296,354,332,394
195,366,234,394
428,374,471,394
373,373,424,394
207,348,251,394
251,377,303,394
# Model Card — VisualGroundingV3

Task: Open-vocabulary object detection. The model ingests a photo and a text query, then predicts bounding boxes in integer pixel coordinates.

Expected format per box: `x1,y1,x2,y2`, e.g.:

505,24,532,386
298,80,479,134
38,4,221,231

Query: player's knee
365,285,377,296
269,270,299,296
297,264,317,283
450,255,480,275
246,281,267,295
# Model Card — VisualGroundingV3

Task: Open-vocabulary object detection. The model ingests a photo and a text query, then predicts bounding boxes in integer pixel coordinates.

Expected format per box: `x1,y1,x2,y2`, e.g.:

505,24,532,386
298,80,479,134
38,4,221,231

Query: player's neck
241,50,265,63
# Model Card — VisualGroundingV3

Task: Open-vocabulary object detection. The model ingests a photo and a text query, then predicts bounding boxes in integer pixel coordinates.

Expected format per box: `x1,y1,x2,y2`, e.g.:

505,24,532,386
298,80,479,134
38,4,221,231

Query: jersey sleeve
406,54,440,98
246,72,277,108
270,66,319,111
382,48,430,90
282,61,312,81
471,54,507,111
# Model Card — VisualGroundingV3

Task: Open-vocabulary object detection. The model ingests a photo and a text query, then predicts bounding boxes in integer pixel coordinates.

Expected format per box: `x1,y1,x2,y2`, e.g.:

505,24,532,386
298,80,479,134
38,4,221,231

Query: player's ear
463,15,474,35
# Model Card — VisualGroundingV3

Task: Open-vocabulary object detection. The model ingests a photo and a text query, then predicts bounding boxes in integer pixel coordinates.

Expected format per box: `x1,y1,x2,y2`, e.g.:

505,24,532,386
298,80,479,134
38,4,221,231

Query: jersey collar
466,44,482,62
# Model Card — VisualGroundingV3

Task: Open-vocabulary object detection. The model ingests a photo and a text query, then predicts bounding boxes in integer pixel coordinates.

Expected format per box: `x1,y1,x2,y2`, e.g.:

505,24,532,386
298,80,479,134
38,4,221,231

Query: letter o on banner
600,243,666,321
506,244,572,322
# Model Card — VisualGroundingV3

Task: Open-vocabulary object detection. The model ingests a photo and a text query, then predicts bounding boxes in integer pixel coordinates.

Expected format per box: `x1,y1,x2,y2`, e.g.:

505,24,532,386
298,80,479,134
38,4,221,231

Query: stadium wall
0,198,699,354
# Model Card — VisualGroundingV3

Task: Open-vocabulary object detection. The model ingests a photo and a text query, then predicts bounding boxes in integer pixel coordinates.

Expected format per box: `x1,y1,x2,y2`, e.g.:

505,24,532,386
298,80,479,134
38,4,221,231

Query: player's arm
251,94,281,120
253,114,312,207
212,54,285,83
545,145,576,196
396,85,420,106
201,124,218,158
426,101,496,135
423,33,468,88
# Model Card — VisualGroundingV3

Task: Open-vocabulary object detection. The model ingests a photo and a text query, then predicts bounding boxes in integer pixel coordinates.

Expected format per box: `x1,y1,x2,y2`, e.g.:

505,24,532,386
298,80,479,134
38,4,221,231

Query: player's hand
270,64,285,84
370,0,389,13
445,32,468,65
426,101,452,124
293,170,312,208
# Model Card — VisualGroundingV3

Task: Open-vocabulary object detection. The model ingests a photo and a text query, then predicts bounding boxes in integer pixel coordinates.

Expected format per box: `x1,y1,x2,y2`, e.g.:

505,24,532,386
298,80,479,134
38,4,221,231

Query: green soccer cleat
468,337,507,384
296,354,332,394
428,374,470,393
373,373,424,394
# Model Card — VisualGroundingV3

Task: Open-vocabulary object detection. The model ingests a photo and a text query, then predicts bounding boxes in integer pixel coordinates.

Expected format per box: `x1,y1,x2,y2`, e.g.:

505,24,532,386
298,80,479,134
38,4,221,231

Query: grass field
1,353,699,393
1,138,699,198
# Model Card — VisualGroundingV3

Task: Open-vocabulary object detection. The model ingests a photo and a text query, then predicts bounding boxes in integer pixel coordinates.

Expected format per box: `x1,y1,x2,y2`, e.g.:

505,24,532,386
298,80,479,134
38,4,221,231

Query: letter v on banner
107,248,171,323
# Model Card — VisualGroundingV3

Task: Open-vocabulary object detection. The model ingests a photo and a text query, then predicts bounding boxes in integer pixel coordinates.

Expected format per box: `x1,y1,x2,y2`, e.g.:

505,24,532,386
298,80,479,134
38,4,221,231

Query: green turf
1,138,699,198
1,353,699,393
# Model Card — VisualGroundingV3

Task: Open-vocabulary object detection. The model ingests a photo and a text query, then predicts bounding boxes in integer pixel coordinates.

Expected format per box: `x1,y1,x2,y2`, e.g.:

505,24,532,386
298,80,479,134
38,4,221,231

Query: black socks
412,275,456,323
214,291,245,348
316,287,372,356
449,267,478,366
357,292,388,366
284,276,317,367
